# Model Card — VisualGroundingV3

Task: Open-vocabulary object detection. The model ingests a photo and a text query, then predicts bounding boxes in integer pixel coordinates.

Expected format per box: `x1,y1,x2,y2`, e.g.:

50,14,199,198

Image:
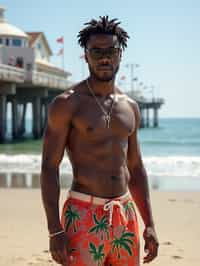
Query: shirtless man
41,16,159,266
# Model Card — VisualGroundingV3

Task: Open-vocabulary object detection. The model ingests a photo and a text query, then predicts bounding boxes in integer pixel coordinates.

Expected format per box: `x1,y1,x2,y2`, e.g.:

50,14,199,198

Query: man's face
85,34,122,82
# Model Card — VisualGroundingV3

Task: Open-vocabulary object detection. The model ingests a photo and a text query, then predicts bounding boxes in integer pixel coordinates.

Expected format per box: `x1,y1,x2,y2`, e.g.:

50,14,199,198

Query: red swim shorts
61,190,140,266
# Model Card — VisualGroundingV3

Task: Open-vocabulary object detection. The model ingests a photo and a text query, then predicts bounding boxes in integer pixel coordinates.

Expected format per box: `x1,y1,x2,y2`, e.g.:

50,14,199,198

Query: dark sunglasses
86,46,121,60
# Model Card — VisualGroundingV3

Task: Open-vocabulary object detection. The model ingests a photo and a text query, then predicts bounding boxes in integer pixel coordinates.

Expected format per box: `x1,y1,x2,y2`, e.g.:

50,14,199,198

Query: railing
0,64,25,83
32,71,70,90
0,64,71,90
126,91,146,102
144,98,165,104
126,91,164,104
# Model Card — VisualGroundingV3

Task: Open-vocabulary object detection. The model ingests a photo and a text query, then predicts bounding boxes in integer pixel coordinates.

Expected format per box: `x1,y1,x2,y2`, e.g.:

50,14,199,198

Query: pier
137,97,164,128
0,64,71,142
0,75,164,143
126,91,164,128
0,65,164,142
0,6,71,143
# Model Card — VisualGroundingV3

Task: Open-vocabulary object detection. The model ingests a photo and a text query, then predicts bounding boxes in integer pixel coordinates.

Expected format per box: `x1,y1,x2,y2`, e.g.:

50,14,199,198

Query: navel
110,175,120,180
87,126,94,131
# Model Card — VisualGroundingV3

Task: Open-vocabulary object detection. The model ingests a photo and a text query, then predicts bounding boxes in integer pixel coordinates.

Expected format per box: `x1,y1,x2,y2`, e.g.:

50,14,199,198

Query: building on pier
0,6,72,142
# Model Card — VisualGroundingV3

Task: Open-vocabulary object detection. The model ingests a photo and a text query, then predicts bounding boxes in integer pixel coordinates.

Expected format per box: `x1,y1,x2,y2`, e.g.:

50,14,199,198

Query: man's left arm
127,101,159,263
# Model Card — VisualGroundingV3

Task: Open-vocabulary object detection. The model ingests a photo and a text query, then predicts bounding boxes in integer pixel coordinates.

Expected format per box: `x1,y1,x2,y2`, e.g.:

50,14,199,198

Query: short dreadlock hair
78,16,129,50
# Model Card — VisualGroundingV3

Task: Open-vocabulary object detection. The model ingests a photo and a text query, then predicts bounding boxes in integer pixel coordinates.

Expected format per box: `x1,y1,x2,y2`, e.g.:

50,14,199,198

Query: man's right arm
40,93,75,265
41,94,73,233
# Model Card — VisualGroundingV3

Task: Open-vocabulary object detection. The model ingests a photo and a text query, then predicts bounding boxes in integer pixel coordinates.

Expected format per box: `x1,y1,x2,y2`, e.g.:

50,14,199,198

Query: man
41,16,159,266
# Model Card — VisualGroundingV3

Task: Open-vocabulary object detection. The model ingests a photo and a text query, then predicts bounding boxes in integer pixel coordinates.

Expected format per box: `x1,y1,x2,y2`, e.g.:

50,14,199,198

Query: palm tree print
111,229,135,258
89,242,105,266
64,205,80,232
124,201,135,217
89,214,109,240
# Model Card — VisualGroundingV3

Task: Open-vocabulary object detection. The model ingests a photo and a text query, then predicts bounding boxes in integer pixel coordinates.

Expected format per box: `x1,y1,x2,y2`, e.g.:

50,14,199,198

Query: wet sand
0,189,199,265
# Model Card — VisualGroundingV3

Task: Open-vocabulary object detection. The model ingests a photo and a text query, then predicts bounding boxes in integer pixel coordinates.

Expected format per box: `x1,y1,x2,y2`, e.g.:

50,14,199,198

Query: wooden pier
126,91,164,128
138,98,164,128
0,66,164,143
0,63,71,143
0,6,73,143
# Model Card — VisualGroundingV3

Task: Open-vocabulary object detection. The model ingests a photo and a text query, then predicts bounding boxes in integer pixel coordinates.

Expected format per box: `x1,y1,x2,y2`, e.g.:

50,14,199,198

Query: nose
98,56,111,64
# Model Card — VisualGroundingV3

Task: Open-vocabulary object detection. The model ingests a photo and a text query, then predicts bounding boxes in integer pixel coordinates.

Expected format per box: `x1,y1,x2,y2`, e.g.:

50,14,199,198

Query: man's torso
63,82,136,198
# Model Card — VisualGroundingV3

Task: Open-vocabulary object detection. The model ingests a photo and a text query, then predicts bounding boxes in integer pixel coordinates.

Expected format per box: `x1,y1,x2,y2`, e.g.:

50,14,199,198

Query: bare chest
72,96,135,139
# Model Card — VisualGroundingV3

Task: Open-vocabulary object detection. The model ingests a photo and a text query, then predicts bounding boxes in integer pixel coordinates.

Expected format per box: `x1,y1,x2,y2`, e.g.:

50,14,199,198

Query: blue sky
1,0,200,117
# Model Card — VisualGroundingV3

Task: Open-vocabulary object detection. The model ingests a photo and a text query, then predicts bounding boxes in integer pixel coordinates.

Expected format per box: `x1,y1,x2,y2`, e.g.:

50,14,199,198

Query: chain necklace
86,79,116,128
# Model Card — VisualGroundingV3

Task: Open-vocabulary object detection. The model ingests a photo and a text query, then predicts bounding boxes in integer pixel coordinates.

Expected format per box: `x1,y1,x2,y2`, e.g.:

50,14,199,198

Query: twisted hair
77,16,129,50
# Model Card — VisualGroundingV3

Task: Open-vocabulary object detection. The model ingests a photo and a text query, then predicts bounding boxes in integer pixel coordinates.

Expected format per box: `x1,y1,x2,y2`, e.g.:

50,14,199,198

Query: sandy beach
0,188,199,266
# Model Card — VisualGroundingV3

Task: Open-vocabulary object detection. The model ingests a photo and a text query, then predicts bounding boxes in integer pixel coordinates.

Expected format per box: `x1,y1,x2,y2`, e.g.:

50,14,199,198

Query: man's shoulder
116,89,140,127
63,81,84,96
51,82,84,110
116,89,138,109
48,84,81,122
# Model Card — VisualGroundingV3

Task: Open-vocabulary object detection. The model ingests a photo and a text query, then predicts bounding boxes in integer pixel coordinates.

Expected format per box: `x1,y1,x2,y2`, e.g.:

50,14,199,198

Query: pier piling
0,94,6,142
32,97,42,139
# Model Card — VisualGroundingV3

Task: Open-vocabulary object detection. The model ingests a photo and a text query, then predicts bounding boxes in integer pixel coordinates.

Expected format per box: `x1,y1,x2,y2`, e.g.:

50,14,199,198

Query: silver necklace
86,79,116,128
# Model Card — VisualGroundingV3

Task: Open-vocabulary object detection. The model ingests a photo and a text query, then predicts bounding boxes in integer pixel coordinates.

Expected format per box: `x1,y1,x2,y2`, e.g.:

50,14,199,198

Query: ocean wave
144,156,200,178
0,154,72,174
141,140,200,146
0,154,200,178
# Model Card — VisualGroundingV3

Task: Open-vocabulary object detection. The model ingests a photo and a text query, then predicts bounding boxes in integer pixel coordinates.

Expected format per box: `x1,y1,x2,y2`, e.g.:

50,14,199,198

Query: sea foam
0,154,200,178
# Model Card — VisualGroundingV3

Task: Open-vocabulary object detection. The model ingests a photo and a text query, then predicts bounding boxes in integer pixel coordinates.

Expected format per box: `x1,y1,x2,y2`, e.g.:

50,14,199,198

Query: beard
88,64,119,82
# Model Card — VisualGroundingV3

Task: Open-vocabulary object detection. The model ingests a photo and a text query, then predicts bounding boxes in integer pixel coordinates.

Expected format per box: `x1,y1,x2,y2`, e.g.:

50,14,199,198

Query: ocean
0,118,200,191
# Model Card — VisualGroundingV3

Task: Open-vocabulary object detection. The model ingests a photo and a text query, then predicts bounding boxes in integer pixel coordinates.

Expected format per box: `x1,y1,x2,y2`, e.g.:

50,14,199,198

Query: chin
97,76,114,82
89,65,119,82
94,72,115,82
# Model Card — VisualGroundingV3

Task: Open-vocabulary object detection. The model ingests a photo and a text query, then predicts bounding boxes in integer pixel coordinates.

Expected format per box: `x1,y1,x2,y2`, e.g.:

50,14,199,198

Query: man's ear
119,49,122,59
84,49,88,62
85,53,88,62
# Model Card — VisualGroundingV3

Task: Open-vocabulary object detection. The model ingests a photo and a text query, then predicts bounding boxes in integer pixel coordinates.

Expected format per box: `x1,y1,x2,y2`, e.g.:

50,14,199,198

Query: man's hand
50,233,71,265
143,226,159,264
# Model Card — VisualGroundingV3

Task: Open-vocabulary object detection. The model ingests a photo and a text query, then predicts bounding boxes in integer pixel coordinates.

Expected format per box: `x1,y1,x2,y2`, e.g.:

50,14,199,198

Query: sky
1,0,200,118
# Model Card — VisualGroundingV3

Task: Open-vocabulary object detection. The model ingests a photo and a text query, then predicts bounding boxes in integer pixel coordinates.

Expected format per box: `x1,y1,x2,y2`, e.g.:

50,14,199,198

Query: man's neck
87,77,116,97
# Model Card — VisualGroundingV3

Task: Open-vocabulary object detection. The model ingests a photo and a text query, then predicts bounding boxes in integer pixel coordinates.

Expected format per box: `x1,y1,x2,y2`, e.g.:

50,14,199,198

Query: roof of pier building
0,6,28,39
0,6,71,79
27,32,70,76
26,32,52,56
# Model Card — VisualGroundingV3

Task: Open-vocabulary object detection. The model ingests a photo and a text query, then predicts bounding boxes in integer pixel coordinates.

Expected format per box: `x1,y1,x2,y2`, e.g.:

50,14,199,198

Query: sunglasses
86,46,121,60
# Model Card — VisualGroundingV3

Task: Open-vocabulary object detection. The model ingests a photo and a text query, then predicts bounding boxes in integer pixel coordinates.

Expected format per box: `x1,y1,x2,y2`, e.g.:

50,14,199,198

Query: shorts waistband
67,190,131,205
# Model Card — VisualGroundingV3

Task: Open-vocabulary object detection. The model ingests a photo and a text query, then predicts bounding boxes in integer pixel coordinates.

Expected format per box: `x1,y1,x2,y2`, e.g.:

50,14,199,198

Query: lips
97,65,113,71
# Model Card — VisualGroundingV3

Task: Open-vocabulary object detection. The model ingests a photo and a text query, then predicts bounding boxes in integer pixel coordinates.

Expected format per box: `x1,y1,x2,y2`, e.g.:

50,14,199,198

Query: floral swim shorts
61,190,140,266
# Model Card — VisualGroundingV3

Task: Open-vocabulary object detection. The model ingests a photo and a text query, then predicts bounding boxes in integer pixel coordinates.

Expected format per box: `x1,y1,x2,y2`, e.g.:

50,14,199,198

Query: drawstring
103,200,126,226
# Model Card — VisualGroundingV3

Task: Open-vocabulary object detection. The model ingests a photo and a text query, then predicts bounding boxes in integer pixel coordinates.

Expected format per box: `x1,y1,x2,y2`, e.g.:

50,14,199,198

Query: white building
0,6,71,87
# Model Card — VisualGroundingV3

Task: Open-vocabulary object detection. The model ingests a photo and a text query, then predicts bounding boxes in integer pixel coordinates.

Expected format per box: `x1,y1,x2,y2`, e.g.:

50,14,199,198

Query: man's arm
127,102,154,227
127,101,159,263
40,93,75,265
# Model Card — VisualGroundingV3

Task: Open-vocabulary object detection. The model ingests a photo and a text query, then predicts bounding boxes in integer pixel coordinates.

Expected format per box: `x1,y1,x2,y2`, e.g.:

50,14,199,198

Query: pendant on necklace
105,115,111,128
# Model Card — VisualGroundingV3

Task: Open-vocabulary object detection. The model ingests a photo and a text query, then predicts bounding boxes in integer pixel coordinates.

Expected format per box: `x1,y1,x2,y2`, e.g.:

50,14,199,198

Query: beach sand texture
0,189,199,266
